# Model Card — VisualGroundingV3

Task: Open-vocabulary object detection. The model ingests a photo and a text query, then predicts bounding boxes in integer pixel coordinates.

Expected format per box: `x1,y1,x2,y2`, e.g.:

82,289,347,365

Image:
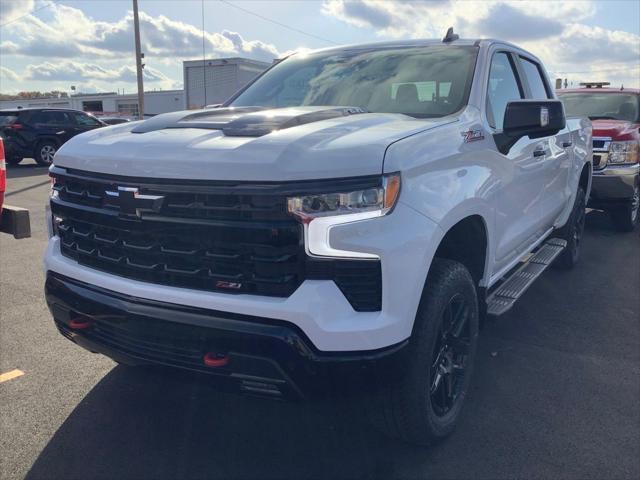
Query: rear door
487,51,548,270
31,110,76,145
517,55,571,228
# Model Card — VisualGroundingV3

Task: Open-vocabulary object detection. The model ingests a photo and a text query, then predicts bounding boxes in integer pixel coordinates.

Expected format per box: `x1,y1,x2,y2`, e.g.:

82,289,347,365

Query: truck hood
592,119,639,142
54,106,455,181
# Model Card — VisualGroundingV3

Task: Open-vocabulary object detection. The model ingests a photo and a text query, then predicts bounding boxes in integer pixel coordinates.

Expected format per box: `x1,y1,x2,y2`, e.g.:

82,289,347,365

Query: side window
74,113,102,126
487,52,523,130
49,111,71,124
520,57,550,99
30,112,50,124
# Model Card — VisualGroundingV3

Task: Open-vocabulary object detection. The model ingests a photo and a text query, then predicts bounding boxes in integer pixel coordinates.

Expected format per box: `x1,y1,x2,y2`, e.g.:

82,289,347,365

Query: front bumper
45,272,407,399
45,201,441,352
589,164,639,206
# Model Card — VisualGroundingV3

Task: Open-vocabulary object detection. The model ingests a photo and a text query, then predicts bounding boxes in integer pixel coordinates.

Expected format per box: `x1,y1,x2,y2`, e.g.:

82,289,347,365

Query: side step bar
487,238,567,316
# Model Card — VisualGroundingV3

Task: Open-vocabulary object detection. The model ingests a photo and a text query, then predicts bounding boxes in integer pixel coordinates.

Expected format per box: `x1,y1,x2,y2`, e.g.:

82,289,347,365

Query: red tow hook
69,318,93,330
203,352,230,368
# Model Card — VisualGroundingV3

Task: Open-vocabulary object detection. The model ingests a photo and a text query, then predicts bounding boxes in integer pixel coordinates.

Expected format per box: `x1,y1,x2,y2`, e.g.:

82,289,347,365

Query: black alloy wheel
430,293,472,417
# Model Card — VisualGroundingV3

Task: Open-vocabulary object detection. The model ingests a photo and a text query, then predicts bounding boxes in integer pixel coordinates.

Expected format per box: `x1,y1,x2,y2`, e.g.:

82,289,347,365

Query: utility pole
133,0,144,120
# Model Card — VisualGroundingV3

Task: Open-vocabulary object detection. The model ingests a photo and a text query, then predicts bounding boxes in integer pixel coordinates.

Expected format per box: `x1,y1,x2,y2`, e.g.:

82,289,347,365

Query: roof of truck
304,38,524,54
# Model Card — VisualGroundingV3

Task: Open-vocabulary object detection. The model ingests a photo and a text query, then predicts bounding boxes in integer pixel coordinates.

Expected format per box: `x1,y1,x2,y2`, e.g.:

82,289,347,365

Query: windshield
559,92,640,122
230,46,478,118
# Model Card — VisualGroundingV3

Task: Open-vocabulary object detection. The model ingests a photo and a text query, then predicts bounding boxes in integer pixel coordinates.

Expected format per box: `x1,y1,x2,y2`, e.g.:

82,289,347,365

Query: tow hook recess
203,352,230,368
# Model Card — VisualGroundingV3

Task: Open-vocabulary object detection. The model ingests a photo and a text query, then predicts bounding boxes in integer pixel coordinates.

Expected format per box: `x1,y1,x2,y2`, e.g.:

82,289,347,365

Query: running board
486,238,567,316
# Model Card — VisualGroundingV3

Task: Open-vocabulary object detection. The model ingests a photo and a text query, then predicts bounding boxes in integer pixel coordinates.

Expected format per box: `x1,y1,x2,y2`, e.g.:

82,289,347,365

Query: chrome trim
592,136,612,170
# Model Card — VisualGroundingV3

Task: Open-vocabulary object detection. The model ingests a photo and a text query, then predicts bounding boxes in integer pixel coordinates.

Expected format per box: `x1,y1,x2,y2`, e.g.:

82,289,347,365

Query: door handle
562,141,572,148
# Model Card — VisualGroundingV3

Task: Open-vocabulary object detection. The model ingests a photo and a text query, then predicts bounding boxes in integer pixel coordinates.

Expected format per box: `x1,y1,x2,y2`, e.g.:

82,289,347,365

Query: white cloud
0,0,35,25
22,61,170,83
321,0,640,87
1,4,280,63
0,66,20,82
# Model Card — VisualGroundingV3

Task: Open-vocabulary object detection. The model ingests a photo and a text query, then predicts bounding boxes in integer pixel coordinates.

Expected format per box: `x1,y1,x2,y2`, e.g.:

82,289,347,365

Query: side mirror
503,100,566,140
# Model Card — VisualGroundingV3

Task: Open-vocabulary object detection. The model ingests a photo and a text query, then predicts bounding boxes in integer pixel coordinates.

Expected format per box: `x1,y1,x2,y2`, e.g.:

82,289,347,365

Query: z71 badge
461,129,485,143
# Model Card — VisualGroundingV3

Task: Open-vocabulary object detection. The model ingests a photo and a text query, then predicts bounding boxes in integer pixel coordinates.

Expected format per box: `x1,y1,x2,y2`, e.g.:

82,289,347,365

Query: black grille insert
50,167,382,311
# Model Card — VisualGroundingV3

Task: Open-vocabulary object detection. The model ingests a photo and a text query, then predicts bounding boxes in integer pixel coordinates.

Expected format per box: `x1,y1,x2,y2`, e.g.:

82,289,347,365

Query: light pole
133,0,144,120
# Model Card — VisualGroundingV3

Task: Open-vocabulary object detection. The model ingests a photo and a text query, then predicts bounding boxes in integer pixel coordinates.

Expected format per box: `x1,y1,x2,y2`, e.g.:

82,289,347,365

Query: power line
218,0,339,46
0,1,57,27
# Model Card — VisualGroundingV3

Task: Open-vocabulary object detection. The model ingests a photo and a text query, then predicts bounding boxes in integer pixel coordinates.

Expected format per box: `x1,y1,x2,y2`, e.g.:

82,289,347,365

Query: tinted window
520,57,550,99
487,52,523,130
231,46,478,118
31,111,71,125
0,114,18,126
74,113,102,126
559,93,640,122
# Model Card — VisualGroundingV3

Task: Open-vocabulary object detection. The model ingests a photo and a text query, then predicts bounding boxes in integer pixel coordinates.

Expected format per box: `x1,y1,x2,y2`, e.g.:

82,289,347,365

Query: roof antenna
443,27,459,43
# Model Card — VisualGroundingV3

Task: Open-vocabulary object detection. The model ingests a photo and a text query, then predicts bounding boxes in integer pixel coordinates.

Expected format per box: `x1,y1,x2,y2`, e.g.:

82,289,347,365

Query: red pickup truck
559,87,639,231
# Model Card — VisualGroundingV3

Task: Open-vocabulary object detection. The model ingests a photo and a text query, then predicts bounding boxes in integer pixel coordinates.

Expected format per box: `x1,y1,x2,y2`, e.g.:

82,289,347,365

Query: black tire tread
554,186,586,270
364,258,478,445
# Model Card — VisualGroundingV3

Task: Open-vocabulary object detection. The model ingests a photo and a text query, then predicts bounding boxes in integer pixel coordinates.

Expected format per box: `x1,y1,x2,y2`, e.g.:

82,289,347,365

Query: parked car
0,108,105,166
558,87,639,231
44,33,592,445
0,138,31,238
98,117,131,125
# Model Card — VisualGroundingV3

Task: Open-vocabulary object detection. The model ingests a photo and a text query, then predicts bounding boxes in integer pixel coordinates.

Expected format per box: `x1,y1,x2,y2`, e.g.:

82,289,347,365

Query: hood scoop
131,106,367,137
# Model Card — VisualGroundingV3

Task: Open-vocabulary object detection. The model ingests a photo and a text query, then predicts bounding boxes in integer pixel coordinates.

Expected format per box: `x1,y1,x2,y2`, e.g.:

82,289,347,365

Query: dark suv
0,108,105,166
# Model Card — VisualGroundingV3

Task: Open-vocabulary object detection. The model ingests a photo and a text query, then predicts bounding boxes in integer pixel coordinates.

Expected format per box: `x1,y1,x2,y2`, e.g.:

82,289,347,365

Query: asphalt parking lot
1,160,639,480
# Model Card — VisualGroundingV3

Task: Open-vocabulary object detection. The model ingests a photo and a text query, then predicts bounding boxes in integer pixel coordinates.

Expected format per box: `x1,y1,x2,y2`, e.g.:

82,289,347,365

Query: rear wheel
609,183,639,232
365,259,479,445
554,186,586,270
35,140,57,166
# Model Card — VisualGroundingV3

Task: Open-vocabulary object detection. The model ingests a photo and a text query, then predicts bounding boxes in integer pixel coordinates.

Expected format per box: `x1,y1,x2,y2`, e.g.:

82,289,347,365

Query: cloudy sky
0,0,638,94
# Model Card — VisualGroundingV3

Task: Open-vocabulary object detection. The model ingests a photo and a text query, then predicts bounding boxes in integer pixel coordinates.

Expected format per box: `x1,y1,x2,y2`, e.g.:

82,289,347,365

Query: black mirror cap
503,100,566,140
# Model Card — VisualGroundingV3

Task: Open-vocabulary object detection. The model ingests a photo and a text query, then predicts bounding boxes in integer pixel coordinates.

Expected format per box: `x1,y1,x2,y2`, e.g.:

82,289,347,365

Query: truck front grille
592,136,611,171
50,167,382,311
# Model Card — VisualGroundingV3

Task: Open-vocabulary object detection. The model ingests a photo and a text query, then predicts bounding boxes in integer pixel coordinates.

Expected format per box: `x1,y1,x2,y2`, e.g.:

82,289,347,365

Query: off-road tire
553,186,586,270
609,183,639,232
35,140,57,166
364,259,479,445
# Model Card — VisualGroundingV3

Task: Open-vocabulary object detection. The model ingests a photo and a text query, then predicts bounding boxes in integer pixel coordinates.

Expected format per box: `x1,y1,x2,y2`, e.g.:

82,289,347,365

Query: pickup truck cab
558,87,639,231
44,34,592,445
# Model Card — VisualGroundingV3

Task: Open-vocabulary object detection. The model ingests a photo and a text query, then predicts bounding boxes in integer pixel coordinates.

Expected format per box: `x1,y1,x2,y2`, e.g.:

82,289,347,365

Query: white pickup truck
44,32,592,445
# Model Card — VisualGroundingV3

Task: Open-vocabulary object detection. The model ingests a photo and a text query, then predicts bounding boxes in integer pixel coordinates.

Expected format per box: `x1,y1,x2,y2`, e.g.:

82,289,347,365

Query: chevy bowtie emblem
105,186,164,217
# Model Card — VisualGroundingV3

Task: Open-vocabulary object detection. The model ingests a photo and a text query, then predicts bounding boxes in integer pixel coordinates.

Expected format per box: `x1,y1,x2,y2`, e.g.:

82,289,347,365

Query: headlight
609,141,639,165
287,173,400,259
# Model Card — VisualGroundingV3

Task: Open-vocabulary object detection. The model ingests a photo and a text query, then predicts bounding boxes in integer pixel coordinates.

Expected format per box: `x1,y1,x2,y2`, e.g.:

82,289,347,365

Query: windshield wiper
588,116,617,120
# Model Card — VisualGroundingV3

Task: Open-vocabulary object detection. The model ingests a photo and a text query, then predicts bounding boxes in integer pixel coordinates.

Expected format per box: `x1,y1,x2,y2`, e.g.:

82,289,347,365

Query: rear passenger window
31,111,71,125
520,58,550,99
487,52,523,130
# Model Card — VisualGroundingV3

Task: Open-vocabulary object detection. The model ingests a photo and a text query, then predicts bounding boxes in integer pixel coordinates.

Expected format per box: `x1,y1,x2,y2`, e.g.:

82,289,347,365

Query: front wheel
609,183,639,232
553,186,586,270
35,140,57,166
365,259,479,445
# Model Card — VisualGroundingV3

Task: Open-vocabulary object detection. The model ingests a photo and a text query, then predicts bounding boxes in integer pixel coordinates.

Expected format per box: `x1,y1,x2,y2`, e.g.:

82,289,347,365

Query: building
0,56,270,115
0,90,184,118
183,57,271,109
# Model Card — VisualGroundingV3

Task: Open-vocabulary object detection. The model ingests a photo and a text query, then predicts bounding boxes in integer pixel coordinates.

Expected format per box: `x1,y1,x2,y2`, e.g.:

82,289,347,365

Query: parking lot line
0,369,25,383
